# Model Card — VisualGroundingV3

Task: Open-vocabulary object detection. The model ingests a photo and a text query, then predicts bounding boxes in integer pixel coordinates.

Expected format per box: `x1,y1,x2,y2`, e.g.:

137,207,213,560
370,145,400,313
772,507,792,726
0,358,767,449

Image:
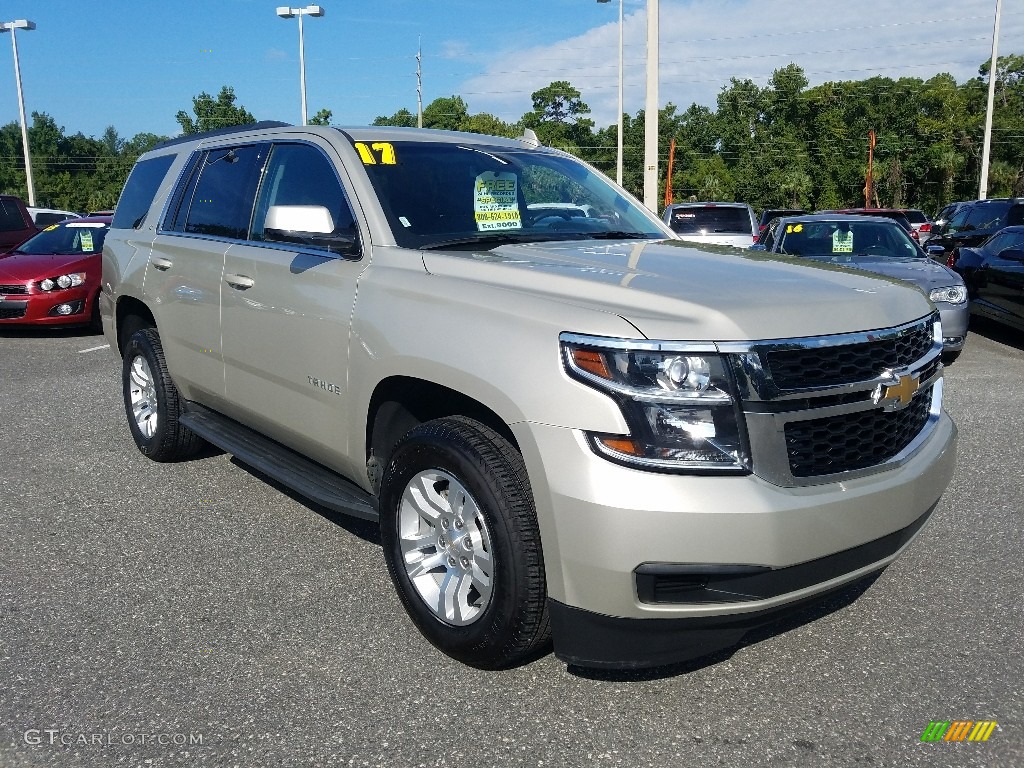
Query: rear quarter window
111,154,176,230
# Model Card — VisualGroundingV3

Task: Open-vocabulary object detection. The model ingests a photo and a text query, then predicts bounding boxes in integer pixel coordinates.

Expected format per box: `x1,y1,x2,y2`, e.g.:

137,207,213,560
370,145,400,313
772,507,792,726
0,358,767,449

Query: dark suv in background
925,198,1024,261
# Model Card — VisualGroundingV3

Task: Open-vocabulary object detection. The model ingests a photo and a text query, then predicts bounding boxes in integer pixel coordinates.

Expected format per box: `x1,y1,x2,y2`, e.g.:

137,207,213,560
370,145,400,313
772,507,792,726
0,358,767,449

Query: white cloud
458,0,1023,126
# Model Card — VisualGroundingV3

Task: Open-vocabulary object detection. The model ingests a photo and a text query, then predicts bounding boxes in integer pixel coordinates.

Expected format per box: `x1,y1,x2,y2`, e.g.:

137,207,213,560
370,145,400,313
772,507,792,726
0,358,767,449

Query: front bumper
513,409,957,668
0,286,95,325
549,504,934,668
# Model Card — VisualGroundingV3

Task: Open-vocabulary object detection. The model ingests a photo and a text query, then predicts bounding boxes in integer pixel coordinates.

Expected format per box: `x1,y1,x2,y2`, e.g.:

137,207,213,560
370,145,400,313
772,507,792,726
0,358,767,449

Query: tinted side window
946,207,970,232
0,198,29,232
182,145,264,239
1008,205,1024,227
964,202,1008,231
250,142,356,249
111,154,175,230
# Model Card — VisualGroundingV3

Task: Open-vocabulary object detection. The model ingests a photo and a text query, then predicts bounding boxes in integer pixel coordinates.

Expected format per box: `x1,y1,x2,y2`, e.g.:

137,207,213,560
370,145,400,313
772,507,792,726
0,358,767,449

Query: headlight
561,334,750,473
929,285,967,305
39,273,85,291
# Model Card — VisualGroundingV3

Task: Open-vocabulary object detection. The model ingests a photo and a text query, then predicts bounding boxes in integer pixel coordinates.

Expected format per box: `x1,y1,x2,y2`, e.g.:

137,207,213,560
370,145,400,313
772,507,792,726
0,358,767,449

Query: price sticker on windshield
833,229,853,253
474,172,521,231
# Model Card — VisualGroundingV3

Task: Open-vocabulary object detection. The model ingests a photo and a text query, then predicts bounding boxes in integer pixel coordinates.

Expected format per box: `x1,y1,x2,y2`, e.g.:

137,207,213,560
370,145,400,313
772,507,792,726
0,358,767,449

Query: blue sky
0,0,1019,141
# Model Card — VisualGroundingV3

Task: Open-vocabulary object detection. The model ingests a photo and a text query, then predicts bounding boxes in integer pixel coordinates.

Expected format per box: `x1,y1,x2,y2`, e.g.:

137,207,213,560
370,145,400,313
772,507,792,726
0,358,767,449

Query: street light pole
643,0,658,211
979,0,1002,200
276,5,325,126
598,0,624,186
0,20,36,206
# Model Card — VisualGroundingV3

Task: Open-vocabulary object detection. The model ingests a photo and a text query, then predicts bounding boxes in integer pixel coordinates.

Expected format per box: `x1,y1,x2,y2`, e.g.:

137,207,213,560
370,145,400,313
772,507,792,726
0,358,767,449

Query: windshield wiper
586,231,655,240
421,232,569,250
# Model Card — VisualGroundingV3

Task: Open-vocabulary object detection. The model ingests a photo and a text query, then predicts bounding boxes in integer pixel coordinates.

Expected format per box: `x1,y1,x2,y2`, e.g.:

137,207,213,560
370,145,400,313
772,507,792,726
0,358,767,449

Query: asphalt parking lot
1,319,1021,768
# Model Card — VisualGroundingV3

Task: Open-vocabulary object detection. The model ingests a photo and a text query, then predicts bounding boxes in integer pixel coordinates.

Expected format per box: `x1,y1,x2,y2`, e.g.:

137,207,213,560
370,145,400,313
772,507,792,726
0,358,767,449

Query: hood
0,251,97,283
420,239,933,342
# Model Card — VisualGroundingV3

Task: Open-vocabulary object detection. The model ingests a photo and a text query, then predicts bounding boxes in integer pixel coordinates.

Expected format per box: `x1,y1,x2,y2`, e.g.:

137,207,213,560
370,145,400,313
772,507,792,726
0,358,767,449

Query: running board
180,403,379,522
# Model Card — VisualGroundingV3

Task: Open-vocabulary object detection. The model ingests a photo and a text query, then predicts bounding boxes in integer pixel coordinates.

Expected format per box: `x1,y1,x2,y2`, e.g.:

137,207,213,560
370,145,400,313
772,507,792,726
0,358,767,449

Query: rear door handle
225,273,255,290
151,256,172,271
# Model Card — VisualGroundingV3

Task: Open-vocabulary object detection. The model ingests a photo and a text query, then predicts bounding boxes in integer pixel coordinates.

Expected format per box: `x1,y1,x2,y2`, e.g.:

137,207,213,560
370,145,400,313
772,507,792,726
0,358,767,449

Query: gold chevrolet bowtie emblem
874,371,921,410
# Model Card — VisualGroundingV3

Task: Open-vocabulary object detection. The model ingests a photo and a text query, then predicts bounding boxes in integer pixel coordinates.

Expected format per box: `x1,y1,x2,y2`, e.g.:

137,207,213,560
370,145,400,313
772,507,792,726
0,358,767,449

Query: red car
0,215,110,329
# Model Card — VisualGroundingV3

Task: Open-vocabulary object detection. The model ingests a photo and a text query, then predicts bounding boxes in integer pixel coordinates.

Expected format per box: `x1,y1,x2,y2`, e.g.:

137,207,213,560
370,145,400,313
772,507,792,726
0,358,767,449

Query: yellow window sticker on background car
833,229,853,253
785,223,804,234
79,230,94,251
354,142,397,165
474,171,521,231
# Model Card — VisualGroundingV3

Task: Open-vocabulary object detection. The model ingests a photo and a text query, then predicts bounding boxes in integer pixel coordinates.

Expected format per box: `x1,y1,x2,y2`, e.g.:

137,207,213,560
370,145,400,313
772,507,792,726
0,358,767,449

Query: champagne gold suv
101,123,957,669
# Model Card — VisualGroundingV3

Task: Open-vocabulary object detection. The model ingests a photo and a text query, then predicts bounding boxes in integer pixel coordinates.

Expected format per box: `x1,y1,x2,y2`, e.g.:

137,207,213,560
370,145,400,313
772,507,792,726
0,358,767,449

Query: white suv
662,201,758,247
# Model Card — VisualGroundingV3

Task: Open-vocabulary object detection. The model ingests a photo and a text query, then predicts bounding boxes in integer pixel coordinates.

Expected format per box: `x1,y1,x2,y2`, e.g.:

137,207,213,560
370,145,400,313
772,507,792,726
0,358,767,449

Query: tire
379,416,550,669
88,292,103,334
121,327,204,462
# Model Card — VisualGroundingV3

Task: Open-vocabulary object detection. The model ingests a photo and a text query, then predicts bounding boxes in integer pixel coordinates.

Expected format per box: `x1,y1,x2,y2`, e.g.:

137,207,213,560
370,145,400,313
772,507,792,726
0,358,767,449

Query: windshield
777,219,921,260
16,221,108,255
352,139,666,249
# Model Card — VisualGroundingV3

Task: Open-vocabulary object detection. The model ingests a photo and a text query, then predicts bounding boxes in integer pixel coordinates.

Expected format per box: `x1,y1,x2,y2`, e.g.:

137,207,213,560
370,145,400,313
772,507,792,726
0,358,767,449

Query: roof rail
153,121,292,150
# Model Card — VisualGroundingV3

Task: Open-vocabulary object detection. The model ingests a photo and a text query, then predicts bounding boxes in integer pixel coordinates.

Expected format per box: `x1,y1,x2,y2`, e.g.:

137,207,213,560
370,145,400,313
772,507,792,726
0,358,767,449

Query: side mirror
999,248,1024,262
263,204,359,257
926,244,945,255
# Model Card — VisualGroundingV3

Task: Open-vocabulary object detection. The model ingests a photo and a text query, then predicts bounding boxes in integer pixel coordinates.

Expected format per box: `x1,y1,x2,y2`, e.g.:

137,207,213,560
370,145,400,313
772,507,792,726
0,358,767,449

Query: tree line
1,57,1021,216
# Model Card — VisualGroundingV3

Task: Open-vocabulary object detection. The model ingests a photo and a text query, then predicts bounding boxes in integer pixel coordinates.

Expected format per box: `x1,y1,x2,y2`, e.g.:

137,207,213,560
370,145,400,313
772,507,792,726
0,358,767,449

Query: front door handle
225,273,255,290
151,256,172,271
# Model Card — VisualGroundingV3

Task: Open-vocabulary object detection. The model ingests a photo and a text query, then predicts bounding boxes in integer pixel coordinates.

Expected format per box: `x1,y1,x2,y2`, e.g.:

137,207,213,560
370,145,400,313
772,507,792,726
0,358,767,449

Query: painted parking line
77,344,110,354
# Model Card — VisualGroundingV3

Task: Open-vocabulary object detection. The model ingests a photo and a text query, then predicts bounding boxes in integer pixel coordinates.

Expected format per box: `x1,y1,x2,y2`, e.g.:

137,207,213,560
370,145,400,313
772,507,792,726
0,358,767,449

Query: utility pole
416,37,423,129
643,0,659,211
979,0,1002,200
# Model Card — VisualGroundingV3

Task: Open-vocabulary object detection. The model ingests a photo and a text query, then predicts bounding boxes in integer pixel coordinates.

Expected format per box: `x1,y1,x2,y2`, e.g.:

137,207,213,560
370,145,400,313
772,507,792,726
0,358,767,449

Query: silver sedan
753,214,969,361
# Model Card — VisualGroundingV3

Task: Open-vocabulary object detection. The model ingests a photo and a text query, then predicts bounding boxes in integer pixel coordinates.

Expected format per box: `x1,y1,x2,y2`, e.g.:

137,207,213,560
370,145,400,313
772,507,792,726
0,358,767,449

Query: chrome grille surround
718,313,944,487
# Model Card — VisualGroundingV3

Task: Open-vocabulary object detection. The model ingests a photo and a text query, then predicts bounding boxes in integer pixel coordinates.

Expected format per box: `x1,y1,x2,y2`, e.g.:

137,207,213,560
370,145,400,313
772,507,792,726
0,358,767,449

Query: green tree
423,96,469,131
308,108,332,126
372,107,417,127
175,86,255,135
521,81,595,150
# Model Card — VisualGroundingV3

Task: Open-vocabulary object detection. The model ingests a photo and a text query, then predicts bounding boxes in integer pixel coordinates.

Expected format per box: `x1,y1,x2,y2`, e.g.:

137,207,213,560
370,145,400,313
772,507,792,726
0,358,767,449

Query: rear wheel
121,327,204,461
379,416,550,668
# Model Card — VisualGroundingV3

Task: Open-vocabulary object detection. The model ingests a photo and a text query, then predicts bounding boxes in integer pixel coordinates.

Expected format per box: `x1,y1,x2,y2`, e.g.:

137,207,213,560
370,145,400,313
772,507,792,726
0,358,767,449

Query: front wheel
121,327,204,462
379,416,550,668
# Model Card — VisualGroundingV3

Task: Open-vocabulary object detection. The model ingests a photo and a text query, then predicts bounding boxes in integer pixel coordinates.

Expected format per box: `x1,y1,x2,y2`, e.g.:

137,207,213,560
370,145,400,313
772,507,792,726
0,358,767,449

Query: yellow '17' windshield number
355,142,397,165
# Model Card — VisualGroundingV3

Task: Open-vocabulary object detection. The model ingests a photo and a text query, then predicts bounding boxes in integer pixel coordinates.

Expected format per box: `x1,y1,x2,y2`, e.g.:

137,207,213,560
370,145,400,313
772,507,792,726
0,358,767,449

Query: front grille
767,321,934,389
784,386,933,477
0,283,29,294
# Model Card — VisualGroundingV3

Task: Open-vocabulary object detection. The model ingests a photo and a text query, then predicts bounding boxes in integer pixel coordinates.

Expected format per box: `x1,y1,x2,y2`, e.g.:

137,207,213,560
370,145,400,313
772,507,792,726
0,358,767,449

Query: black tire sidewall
380,420,543,668
121,329,175,459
